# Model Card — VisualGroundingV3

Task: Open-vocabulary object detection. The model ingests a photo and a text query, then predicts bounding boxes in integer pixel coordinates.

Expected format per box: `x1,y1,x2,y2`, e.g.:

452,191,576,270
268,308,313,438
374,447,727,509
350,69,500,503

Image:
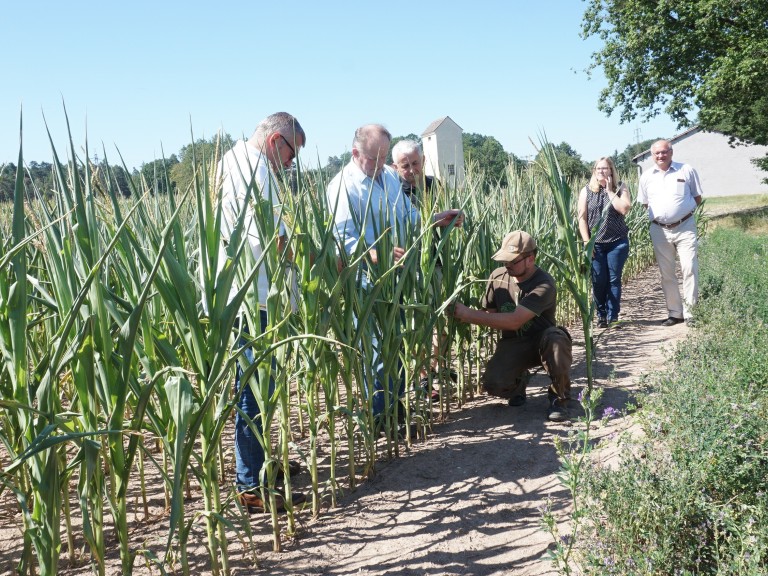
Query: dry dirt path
255,265,691,576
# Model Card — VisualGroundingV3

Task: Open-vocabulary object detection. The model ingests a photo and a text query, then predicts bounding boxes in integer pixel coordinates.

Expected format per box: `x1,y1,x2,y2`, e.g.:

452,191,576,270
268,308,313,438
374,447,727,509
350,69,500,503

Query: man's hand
277,235,294,262
368,247,406,265
393,246,406,263
450,302,471,322
433,209,464,228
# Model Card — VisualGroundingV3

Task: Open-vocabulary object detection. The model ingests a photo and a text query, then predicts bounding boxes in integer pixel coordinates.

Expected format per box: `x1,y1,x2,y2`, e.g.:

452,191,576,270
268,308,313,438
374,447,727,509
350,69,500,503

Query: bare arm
368,246,406,265
609,182,632,215
433,209,464,228
451,302,536,331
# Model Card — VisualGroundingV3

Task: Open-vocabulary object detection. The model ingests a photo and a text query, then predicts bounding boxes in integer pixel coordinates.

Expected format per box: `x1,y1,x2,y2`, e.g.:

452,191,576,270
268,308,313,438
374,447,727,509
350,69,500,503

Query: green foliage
0,163,13,201
0,161,56,201
462,132,511,186
534,141,591,184
139,155,179,195
572,227,768,574
322,151,352,177
582,0,768,151
387,132,420,164
169,133,235,193
612,138,659,174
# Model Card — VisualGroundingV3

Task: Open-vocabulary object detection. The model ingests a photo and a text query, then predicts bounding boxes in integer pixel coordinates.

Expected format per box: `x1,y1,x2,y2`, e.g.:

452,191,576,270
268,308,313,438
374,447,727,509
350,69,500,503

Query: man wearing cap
449,230,572,421
638,139,703,327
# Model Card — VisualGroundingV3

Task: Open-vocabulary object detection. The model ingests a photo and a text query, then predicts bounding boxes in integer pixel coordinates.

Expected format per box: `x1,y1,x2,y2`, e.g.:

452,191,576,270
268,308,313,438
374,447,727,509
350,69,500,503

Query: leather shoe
661,317,684,327
237,489,307,514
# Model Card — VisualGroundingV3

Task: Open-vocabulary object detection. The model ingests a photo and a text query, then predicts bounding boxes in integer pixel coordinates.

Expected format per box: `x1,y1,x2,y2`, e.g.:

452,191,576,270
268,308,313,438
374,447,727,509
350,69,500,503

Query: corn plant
0,120,671,575
535,135,598,392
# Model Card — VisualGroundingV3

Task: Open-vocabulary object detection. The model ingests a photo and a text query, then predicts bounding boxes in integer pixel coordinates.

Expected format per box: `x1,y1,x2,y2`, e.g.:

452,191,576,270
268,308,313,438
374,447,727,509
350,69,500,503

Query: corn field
0,130,655,575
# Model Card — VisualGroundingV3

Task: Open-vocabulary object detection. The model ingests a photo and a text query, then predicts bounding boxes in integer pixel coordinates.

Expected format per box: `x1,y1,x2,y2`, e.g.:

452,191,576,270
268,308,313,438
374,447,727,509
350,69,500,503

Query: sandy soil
0,264,690,576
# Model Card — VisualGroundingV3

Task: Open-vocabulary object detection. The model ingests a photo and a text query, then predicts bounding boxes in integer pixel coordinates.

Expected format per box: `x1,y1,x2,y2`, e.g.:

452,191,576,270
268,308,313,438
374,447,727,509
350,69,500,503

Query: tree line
1,132,656,202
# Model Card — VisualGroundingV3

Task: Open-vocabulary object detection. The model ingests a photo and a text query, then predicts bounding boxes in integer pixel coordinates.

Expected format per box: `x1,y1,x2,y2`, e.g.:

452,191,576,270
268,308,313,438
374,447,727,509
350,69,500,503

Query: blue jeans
368,326,405,418
591,238,630,322
234,310,271,491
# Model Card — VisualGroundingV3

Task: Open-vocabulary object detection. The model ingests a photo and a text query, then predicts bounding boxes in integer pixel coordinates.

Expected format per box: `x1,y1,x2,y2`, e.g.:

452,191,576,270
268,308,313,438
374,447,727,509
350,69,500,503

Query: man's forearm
456,305,532,331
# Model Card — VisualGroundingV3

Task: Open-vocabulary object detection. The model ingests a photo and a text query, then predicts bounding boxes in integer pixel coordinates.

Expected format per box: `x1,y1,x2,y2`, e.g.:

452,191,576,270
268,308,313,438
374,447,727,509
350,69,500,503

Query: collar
651,161,681,174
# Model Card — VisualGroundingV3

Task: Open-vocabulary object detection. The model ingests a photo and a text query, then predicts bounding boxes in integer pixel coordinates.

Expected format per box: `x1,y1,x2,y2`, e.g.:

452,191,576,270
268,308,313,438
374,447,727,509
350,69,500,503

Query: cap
491,230,537,262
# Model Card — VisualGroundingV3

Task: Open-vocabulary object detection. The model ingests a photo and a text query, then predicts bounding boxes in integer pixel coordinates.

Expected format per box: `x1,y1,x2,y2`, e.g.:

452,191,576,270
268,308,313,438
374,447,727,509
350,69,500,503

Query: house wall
635,131,768,197
422,119,465,187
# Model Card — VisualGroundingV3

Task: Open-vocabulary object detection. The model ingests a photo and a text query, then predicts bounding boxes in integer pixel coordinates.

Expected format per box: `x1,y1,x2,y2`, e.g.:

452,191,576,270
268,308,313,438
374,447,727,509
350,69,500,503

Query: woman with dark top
578,157,632,328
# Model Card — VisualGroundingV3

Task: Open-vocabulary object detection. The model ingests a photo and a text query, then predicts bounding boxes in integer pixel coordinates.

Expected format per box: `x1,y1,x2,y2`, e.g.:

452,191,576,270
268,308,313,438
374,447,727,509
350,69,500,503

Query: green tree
387,133,420,164
462,133,510,185
582,0,768,147
323,152,352,177
534,142,591,185
26,161,55,195
0,163,16,201
170,134,234,193
140,156,179,195
92,161,133,198
612,138,659,175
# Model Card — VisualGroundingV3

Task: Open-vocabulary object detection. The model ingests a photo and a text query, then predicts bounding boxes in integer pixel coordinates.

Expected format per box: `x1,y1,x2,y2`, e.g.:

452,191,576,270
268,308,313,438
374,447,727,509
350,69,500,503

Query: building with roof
632,126,768,197
421,116,465,187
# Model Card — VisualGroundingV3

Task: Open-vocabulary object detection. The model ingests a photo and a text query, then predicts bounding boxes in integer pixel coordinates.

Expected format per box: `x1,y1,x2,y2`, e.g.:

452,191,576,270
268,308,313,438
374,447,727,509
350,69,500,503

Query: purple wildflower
602,406,620,419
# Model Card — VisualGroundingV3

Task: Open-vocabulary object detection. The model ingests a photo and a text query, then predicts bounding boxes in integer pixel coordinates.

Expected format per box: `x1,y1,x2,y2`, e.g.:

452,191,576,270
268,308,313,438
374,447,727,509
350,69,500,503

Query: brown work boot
237,489,307,514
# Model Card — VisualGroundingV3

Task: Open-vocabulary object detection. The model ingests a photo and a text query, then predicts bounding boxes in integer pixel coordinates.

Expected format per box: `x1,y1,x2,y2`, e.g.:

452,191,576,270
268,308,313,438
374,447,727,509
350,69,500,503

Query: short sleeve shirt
481,266,558,339
637,161,703,224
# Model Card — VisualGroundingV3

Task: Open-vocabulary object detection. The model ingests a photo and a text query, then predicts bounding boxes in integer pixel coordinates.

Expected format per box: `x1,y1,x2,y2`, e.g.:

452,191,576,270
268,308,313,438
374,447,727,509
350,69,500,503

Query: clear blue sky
2,1,684,171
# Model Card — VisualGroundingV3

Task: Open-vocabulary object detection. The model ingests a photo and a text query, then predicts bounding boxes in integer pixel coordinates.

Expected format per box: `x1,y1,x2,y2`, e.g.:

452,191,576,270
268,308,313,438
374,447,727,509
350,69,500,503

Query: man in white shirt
215,112,306,513
326,124,417,425
638,139,704,326
326,124,461,425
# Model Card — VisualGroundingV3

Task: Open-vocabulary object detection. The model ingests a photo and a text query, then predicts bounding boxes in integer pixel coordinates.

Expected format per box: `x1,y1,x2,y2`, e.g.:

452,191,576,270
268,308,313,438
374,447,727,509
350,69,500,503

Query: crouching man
449,230,572,421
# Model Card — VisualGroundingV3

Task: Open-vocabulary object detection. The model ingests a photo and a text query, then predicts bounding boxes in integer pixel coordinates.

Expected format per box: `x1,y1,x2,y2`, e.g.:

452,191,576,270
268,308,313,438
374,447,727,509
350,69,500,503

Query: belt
652,210,695,229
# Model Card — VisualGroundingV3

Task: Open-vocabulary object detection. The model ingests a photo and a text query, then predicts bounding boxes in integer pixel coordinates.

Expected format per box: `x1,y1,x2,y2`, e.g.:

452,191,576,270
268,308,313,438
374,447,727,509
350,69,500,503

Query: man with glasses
449,230,573,422
216,112,306,513
638,139,704,327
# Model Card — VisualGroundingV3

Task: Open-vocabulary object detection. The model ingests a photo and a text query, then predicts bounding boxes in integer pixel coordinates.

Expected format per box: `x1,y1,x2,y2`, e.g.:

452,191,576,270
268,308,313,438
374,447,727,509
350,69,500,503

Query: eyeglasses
653,149,671,156
279,134,296,161
508,253,530,266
